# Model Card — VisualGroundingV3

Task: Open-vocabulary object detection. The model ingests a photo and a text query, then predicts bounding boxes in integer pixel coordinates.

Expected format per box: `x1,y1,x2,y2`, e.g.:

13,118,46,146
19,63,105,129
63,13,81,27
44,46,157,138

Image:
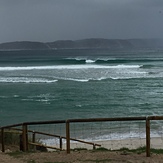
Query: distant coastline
0,38,163,50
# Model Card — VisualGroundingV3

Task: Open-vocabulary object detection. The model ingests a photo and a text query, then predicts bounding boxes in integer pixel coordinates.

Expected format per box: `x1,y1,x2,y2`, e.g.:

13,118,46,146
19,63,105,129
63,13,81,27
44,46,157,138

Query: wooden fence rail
1,116,163,157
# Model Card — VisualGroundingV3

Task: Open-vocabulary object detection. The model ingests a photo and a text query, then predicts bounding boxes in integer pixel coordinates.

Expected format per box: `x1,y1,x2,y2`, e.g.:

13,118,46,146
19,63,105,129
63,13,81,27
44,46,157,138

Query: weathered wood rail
1,116,163,157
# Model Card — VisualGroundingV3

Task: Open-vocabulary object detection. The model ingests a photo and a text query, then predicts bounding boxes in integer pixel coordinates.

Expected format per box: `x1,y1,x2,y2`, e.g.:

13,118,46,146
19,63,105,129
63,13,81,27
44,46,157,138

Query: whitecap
85,59,95,63
61,77,89,82
0,77,58,83
13,95,19,98
0,64,142,71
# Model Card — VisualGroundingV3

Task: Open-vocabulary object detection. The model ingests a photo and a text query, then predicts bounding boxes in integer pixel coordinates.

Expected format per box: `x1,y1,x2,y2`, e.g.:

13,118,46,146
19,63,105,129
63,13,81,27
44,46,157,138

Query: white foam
0,77,58,83
39,131,147,148
67,57,116,62
66,57,85,61
57,77,89,82
96,77,108,81
70,79,89,82
85,59,95,63
13,95,19,98
0,96,8,98
0,64,142,71
110,76,143,80
91,132,146,141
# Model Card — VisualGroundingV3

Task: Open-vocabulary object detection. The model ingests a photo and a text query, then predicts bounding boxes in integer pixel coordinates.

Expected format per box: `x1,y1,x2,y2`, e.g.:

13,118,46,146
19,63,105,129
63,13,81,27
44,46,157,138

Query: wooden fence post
22,124,28,152
60,137,62,150
66,120,70,154
146,117,150,157
32,131,36,151
1,128,5,152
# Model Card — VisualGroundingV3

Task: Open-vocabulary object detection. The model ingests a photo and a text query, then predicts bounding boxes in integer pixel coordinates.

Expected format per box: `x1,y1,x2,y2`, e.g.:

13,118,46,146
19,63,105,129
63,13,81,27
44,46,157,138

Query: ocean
0,48,163,139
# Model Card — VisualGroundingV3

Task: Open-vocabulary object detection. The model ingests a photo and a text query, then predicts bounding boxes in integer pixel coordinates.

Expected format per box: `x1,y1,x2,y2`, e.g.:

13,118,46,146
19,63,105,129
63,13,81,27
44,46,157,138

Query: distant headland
0,38,163,50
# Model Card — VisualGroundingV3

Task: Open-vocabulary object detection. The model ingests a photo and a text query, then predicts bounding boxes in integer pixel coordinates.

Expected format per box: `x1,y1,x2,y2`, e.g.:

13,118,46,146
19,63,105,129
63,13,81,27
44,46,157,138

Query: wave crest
0,77,58,83
0,64,142,71
85,59,95,63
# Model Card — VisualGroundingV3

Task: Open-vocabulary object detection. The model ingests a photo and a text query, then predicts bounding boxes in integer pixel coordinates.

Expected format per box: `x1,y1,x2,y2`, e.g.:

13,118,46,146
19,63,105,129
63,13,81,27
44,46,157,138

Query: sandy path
1,137,163,163
1,150,163,163
0,152,24,163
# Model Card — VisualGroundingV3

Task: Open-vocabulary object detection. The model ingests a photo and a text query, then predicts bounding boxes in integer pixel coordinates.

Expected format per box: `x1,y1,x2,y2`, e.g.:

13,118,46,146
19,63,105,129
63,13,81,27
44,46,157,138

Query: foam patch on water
0,64,142,71
85,59,95,63
0,77,58,83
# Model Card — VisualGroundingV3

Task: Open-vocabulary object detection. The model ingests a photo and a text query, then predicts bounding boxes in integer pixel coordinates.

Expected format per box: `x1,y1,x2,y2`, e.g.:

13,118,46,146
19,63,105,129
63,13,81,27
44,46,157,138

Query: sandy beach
68,138,146,150
50,137,163,151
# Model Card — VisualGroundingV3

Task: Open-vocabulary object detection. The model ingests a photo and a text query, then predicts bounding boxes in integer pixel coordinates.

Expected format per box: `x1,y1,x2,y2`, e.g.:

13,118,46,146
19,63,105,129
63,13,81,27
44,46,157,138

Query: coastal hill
0,38,163,50
46,38,132,49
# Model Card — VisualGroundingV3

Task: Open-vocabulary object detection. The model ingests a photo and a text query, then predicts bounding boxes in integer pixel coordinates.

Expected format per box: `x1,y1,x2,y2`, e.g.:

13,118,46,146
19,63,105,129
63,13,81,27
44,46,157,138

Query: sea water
0,49,163,140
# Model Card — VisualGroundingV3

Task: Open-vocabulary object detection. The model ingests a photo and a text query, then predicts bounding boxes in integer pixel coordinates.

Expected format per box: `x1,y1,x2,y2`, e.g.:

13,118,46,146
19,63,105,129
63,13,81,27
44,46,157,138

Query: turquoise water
0,49,163,128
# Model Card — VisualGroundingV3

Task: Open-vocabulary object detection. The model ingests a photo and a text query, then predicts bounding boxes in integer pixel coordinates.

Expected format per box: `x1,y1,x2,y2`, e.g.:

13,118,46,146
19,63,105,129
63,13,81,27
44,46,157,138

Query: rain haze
0,0,163,43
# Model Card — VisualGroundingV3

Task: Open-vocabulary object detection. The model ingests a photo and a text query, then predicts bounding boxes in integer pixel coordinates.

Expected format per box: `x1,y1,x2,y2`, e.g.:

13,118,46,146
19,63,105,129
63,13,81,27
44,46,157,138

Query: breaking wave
0,64,142,71
0,77,58,83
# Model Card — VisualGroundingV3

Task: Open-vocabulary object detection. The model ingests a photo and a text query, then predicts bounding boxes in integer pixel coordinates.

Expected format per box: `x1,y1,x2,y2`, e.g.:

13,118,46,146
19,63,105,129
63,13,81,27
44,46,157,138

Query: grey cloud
0,0,163,43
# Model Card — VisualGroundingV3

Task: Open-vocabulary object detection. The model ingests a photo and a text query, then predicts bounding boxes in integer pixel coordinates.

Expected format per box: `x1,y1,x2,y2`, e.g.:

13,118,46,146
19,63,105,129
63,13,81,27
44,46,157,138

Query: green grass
116,146,163,155
7,151,34,158
93,147,109,151
150,148,163,154
118,146,146,154
7,151,26,158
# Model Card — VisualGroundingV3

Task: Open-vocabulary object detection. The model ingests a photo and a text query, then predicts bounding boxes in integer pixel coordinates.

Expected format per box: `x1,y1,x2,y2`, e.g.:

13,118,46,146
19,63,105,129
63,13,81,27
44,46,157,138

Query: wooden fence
1,116,163,157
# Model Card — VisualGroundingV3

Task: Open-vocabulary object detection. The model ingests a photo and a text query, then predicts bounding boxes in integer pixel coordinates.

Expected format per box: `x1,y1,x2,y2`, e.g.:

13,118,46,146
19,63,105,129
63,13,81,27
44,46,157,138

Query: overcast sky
0,0,163,43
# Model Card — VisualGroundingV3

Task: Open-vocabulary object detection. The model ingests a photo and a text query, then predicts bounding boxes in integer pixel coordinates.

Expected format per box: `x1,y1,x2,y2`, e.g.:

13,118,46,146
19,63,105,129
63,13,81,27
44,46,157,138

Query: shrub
0,129,21,145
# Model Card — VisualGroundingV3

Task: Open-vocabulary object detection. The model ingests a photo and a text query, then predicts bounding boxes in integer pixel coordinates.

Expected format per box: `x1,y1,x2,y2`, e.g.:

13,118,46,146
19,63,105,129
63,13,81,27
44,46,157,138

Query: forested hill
0,38,163,50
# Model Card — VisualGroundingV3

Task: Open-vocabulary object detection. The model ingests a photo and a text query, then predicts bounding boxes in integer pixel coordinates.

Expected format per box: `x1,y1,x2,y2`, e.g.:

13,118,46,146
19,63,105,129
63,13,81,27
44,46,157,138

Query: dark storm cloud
0,0,163,43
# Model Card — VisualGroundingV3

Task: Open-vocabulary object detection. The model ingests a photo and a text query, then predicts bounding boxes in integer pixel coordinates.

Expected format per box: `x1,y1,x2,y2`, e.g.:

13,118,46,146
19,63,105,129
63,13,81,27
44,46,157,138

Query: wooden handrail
10,127,101,147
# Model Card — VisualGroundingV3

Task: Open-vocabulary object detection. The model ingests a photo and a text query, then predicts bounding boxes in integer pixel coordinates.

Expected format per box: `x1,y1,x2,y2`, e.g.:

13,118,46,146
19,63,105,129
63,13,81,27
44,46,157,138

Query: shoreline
45,137,163,151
